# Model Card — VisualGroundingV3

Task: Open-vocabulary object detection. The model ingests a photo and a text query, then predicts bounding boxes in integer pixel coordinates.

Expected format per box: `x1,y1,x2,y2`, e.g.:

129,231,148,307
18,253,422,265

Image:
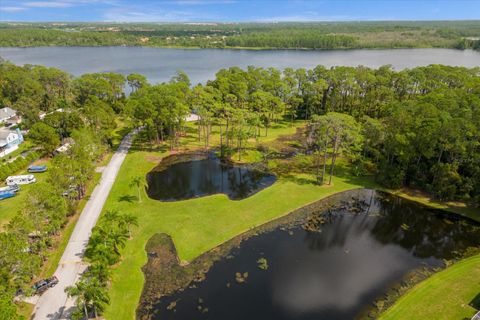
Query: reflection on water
150,190,479,320
146,154,276,201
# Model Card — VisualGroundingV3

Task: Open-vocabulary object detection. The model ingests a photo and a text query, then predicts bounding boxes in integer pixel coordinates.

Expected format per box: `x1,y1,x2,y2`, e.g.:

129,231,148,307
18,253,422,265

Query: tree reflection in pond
145,190,479,320
146,153,276,201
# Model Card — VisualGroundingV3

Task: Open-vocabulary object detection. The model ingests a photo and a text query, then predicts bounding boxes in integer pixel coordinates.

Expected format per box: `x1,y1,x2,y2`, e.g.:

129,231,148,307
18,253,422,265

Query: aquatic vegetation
256,258,269,270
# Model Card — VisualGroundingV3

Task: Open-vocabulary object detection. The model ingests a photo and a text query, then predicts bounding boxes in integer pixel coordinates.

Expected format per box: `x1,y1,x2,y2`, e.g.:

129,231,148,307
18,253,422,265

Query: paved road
32,129,139,320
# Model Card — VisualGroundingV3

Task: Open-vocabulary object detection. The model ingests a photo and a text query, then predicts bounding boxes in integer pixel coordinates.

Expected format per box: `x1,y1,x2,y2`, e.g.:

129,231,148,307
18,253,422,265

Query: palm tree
66,277,110,319
86,278,110,319
103,210,120,223
109,227,128,256
85,262,111,285
65,280,90,319
129,176,145,203
119,213,138,238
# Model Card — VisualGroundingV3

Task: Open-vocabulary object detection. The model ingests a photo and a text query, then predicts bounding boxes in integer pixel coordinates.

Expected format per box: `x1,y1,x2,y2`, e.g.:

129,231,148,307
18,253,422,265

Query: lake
1,47,479,84
139,190,480,320
146,152,276,201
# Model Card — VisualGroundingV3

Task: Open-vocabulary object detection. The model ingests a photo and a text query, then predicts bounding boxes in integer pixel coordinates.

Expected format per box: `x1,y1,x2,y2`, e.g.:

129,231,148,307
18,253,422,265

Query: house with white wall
0,107,17,123
0,128,24,158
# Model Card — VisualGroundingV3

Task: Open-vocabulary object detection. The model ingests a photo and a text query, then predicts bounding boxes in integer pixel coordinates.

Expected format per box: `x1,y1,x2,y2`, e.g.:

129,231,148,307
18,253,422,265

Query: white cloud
101,2,219,22
23,1,74,8
103,8,198,22
0,6,27,12
255,14,357,22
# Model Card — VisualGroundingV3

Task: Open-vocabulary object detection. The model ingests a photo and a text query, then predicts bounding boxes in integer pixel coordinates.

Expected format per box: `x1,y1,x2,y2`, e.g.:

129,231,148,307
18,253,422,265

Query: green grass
380,255,480,320
16,301,34,320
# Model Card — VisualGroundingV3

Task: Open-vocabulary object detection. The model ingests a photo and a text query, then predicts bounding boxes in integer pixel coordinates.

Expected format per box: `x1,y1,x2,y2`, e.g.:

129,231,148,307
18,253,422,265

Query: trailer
6,174,36,186
28,165,47,173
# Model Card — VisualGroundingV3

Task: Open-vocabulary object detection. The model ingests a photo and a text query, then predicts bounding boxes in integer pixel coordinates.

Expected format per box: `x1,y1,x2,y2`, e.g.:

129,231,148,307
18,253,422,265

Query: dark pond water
146,153,276,201
1,47,479,84
151,190,480,320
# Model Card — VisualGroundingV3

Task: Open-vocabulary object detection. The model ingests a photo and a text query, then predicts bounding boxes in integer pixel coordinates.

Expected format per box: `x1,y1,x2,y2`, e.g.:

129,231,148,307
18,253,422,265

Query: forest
0,60,479,318
0,21,479,49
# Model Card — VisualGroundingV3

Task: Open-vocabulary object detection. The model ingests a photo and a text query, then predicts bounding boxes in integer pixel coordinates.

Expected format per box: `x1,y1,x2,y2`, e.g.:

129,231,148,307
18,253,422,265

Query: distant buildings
39,108,65,120
0,107,20,125
0,128,24,158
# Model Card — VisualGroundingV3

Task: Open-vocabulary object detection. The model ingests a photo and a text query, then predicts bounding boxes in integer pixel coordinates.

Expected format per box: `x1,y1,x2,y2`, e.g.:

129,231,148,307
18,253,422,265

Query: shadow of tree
118,194,138,203
282,174,317,185
471,292,480,310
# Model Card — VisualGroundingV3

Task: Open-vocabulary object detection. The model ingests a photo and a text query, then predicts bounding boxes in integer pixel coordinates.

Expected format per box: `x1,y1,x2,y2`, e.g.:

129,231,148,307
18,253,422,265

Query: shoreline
0,45,473,51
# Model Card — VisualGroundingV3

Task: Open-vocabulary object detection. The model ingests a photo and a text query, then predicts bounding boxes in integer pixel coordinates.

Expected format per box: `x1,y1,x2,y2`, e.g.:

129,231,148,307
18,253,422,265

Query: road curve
32,129,139,320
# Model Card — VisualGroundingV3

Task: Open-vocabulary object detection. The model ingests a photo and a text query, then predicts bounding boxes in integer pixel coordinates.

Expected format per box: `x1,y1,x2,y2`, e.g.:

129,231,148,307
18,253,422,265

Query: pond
1,47,479,84
139,190,480,320
146,153,276,201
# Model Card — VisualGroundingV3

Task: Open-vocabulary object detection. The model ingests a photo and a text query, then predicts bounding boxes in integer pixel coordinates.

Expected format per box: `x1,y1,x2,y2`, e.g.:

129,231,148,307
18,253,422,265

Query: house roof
0,129,16,145
0,129,14,140
0,107,16,119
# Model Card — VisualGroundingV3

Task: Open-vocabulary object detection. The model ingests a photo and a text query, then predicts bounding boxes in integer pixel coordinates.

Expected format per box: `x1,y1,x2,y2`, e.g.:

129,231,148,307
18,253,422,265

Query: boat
28,165,47,173
0,184,20,193
0,192,16,200
6,175,36,186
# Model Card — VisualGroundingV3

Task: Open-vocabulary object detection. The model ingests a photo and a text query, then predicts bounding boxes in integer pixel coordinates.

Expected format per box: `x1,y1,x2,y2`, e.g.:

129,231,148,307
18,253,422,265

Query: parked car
32,276,59,295
6,174,36,186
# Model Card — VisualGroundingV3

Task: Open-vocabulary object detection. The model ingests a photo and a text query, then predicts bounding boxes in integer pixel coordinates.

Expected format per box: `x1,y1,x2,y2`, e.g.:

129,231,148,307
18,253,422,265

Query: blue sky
1,0,479,22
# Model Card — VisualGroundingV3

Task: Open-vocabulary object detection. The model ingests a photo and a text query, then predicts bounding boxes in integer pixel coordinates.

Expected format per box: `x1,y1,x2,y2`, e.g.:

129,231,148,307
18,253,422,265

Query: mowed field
380,255,480,320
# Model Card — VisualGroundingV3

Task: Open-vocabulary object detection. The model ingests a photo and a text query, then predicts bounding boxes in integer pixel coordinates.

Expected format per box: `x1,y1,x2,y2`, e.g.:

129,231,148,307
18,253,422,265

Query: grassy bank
380,255,480,320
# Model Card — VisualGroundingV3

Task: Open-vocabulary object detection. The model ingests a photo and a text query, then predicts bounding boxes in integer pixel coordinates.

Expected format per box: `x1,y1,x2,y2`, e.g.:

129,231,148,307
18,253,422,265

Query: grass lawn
0,158,50,229
16,301,34,319
380,254,480,320
101,121,479,320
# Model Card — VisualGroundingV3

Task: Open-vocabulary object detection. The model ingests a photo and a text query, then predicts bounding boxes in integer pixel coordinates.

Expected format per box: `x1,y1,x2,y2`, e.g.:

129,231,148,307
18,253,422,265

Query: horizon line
2,19,480,23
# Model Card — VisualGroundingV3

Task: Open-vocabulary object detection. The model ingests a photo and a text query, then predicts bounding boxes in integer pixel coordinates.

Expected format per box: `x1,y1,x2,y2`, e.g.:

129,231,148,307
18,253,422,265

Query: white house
185,113,200,122
0,128,24,158
0,107,17,123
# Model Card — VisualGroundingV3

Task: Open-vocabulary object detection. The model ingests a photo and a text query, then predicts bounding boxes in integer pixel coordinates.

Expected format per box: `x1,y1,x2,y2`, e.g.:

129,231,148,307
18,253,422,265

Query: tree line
128,64,480,204
1,21,479,49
